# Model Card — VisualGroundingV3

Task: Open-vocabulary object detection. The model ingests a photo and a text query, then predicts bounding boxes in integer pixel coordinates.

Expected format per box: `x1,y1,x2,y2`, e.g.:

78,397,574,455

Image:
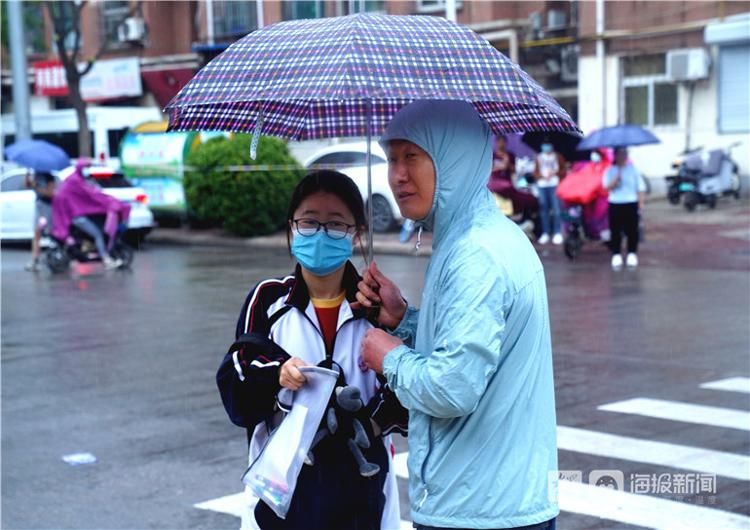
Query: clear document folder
242,366,338,519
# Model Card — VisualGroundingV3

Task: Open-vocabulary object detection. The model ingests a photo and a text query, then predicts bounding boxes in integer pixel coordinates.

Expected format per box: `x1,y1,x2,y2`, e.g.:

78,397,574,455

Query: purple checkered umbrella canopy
166,14,579,139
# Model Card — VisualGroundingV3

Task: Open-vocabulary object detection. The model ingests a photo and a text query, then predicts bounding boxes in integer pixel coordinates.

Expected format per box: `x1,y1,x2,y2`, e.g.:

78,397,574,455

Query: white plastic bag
242,366,338,519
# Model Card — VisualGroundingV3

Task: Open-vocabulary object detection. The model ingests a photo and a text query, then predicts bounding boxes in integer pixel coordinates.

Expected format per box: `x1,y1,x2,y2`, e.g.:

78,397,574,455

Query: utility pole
206,0,214,45
7,0,32,141
445,0,456,23
596,0,607,127
256,0,264,29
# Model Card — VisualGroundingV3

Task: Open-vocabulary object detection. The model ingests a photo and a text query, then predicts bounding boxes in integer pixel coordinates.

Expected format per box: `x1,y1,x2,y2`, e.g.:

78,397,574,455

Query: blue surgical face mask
541,143,553,153
291,229,353,276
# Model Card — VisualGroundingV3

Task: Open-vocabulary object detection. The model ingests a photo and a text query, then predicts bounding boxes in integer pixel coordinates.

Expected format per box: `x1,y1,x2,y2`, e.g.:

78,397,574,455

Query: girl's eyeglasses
293,218,356,240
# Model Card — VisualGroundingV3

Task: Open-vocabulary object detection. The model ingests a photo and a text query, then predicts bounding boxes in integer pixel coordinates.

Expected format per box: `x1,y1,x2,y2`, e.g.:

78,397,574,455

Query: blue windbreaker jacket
380,100,559,529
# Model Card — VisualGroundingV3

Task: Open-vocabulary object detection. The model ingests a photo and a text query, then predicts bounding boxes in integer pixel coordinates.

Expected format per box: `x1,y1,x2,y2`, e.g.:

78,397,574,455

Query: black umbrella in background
521,130,592,162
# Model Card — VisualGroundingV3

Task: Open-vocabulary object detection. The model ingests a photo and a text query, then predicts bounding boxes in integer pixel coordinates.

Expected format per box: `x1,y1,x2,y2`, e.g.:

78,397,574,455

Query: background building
577,2,750,188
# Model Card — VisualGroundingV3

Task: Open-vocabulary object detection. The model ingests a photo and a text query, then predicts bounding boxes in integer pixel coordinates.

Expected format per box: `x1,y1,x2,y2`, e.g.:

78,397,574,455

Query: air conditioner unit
117,17,145,43
547,9,567,31
560,45,579,82
667,48,710,81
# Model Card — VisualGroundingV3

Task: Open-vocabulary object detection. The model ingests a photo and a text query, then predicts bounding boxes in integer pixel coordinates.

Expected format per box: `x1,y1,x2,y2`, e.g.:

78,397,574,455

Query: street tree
44,1,141,158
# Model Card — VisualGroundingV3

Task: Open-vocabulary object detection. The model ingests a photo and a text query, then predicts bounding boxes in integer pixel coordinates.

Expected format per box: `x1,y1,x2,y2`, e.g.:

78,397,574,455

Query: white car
303,142,403,232
0,164,155,243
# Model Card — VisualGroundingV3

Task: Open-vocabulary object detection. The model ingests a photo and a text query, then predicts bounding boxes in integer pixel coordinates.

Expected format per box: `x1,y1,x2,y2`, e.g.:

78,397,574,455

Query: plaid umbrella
166,14,579,140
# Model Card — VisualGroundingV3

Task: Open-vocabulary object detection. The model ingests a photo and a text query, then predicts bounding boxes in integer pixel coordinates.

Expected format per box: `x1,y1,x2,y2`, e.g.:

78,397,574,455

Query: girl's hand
279,357,308,390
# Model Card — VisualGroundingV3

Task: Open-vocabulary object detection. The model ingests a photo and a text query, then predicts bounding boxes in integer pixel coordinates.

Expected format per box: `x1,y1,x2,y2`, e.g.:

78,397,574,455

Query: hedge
184,134,303,237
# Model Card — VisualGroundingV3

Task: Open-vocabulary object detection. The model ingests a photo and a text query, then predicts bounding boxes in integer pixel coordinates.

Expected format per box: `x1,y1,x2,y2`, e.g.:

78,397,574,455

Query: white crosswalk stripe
559,479,750,530
598,398,750,431
700,377,750,394
557,425,750,481
194,492,247,519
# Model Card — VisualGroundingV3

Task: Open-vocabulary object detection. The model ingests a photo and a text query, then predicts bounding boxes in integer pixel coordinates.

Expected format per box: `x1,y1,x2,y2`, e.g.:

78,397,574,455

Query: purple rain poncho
52,162,130,245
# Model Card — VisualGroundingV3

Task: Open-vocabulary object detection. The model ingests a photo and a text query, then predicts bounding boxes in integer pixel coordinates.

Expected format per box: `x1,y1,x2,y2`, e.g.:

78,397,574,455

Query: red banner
32,58,143,101
33,60,69,97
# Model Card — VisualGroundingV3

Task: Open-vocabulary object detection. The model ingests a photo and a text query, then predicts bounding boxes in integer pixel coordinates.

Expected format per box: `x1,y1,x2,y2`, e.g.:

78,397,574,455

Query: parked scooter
44,214,134,273
666,142,742,211
665,146,701,205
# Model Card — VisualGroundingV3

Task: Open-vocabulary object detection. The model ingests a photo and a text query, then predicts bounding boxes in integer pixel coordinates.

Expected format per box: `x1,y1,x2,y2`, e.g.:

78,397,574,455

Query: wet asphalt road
2,199,749,530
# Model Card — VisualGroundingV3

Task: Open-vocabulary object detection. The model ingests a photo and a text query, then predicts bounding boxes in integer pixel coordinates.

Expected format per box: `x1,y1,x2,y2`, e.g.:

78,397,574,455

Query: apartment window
622,54,678,127
283,1,324,20
347,0,385,14
416,0,463,13
213,1,257,39
101,1,130,46
718,44,750,133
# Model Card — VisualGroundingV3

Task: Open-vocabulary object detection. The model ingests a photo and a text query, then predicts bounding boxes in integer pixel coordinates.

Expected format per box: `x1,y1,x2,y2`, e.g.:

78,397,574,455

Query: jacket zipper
417,418,433,510
298,309,356,361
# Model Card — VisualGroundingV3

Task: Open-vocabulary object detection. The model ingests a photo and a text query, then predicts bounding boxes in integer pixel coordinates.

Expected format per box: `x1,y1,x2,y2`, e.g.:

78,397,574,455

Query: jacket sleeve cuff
390,306,418,346
383,344,410,391
230,333,291,382
365,381,408,437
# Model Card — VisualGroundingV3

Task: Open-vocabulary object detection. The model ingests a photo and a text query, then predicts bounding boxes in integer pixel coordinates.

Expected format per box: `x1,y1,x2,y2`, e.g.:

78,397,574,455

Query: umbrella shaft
366,100,374,265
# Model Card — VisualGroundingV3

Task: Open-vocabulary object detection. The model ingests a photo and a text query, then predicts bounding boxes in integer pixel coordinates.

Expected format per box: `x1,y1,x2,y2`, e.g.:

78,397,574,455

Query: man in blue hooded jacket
357,100,559,530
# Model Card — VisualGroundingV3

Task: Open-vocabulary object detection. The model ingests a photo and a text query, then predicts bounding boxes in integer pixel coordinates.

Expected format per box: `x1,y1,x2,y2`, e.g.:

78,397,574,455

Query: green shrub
184,134,303,237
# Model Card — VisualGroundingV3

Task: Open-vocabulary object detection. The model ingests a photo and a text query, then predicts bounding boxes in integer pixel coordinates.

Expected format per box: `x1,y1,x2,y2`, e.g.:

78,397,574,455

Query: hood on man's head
379,100,493,236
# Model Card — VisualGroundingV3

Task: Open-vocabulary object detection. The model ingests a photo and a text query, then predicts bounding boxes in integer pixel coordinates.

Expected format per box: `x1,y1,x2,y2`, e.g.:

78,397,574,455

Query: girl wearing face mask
217,170,406,530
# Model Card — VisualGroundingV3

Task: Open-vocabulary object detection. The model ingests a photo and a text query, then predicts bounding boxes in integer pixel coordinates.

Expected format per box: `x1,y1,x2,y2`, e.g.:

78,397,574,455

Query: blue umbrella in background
5,139,70,172
577,124,660,150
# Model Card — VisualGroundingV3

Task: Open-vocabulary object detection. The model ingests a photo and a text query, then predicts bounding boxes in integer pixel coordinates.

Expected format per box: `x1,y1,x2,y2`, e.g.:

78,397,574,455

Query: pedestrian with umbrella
166,14,577,530
358,99,559,530
577,125,660,269
4,139,70,271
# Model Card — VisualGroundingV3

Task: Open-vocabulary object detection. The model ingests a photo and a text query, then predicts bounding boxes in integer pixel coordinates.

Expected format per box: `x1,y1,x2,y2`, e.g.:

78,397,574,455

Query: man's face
386,140,436,220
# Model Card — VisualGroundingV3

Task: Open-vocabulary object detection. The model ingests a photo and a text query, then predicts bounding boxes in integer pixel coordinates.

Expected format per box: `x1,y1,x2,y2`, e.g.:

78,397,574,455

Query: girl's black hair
286,170,367,253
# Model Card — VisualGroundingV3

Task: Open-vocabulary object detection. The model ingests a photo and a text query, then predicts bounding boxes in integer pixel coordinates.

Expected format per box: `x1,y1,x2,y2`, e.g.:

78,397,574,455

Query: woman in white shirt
603,147,646,269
